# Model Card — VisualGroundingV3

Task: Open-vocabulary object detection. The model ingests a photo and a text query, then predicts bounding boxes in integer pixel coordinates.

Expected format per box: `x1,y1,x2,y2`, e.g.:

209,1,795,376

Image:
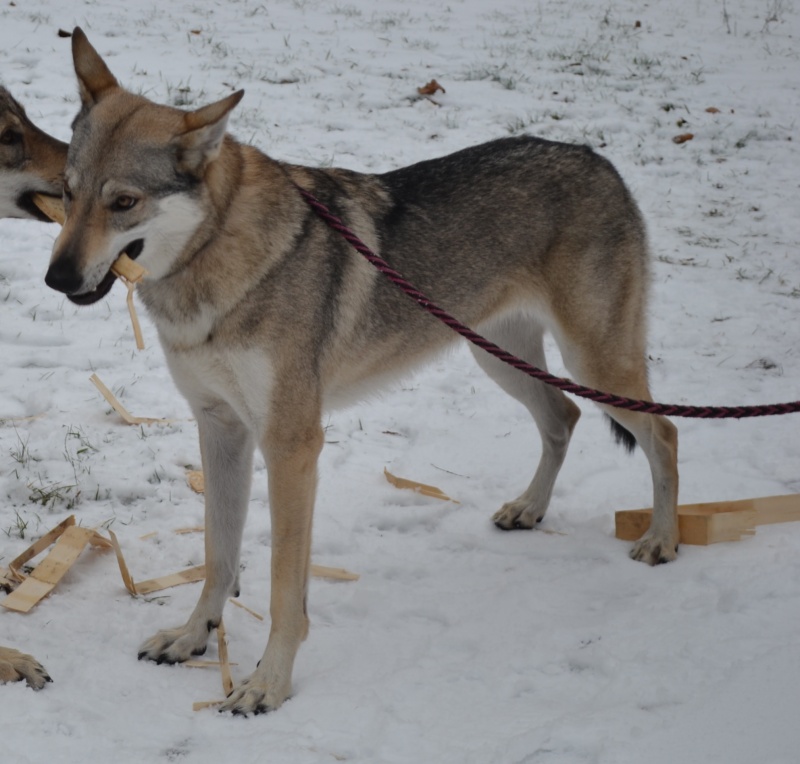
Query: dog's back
296,137,650,414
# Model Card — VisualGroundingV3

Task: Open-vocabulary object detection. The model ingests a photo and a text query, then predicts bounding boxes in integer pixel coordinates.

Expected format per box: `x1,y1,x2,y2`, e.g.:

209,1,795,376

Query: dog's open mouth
19,190,61,223
67,239,145,306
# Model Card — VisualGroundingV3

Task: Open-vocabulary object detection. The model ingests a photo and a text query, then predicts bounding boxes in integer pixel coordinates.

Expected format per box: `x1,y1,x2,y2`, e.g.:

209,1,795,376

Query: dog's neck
136,139,305,352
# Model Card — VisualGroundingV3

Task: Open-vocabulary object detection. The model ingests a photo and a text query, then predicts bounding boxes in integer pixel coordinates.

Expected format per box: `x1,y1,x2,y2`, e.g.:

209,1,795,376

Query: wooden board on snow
615,494,800,546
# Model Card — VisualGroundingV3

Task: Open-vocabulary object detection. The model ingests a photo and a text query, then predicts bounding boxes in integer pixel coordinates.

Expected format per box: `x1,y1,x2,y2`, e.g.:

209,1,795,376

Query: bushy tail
607,415,637,453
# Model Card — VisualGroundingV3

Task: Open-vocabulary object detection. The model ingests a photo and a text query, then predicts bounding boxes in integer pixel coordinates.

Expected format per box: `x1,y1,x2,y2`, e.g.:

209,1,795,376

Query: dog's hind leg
610,408,678,564
471,315,581,530
138,400,254,663
557,330,679,566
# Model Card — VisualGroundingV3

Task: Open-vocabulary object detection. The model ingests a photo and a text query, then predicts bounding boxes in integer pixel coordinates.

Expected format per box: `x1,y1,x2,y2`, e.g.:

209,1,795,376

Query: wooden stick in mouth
33,193,148,347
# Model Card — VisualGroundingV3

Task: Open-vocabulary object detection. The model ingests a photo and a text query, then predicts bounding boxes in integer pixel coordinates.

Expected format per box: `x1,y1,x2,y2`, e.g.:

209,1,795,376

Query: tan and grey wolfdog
0,85,65,689
44,29,679,714
0,86,64,221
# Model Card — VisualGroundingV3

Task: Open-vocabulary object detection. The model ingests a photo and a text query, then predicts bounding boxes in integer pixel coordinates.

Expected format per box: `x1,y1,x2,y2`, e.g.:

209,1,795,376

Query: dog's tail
607,415,637,453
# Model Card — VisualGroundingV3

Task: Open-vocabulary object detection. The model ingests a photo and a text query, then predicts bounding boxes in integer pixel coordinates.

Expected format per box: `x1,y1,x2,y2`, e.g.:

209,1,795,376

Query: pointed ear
72,27,120,108
174,90,244,175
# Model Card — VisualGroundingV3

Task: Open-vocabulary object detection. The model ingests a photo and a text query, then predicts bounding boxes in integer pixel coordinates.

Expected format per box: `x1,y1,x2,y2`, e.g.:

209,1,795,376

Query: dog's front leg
139,402,254,664
221,408,323,715
0,646,51,689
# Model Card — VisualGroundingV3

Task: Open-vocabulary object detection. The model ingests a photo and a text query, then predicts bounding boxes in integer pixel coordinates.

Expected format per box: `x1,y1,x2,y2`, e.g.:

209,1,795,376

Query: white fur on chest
154,305,218,350
166,345,275,434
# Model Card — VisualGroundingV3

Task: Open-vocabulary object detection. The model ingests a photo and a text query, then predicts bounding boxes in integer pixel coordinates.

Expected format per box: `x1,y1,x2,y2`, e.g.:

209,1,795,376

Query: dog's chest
165,345,275,433
151,304,217,350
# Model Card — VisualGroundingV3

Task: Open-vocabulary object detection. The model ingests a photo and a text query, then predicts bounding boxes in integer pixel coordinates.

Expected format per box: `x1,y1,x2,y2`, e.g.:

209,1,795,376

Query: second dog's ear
72,27,119,108
174,90,245,176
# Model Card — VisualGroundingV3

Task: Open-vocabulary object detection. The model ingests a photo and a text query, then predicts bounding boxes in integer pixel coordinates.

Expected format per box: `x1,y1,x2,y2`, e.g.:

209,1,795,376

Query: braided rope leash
296,184,800,419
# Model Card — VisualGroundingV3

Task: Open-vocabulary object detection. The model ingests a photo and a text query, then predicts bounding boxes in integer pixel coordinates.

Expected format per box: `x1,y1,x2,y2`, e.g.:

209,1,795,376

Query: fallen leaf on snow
418,79,446,96
384,468,459,504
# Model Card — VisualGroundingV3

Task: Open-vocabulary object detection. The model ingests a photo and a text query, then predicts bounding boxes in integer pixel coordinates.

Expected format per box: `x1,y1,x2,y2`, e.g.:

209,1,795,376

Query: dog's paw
492,500,546,530
138,622,214,665
0,647,52,689
219,674,291,717
629,533,679,566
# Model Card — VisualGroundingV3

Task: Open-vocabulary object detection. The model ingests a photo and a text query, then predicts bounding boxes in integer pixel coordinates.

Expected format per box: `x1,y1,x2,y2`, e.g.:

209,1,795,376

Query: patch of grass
735,130,758,149
9,428,37,468
163,79,206,107
3,509,33,540
28,478,79,511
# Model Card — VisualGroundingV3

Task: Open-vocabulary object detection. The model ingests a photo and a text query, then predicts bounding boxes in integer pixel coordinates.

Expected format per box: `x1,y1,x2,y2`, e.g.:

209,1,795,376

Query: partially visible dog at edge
41,27,679,714
0,85,65,689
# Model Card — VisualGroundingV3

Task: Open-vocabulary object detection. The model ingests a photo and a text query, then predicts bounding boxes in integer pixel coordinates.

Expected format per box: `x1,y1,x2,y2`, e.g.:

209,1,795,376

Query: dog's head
45,28,244,305
0,86,67,221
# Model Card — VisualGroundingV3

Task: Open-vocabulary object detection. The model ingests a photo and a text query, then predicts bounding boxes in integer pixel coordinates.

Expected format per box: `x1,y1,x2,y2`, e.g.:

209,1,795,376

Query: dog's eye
0,129,22,146
112,195,138,212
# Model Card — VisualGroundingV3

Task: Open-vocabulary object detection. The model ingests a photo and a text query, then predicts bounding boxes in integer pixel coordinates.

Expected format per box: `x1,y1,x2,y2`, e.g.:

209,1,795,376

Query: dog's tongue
32,193,66,225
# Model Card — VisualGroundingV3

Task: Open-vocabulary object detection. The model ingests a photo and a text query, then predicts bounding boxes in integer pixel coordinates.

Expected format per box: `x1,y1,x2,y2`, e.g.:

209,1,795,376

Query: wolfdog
0,86,65,220
44,29,679,714
0,86,64,689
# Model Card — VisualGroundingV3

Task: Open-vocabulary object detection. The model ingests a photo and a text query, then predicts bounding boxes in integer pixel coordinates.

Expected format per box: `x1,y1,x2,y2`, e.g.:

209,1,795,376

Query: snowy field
1,1,799,762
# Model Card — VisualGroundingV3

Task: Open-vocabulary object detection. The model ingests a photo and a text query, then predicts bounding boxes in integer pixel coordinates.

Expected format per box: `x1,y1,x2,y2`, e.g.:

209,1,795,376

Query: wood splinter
89,373,173,426
30,193,65,225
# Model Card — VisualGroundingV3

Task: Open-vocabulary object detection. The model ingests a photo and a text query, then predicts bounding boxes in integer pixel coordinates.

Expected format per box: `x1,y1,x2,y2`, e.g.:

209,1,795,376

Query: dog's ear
72,27,119,108
174,90,244,176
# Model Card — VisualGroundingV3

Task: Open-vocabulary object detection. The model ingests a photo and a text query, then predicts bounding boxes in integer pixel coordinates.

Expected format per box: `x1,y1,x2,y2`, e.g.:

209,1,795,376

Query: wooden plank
745,494,800,526
615,494,799,545
1,577,55,613
135,565,207,595
30,527,98,585
2,526,101,612
8,515,76,578
310,564,360,582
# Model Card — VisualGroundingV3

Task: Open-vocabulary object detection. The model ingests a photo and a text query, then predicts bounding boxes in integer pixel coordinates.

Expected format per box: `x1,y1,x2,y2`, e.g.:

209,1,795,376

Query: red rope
296,184,800,419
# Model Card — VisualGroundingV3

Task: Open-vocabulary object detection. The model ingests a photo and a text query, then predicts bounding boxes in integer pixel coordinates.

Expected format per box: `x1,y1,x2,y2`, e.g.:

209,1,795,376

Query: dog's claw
138,622,213,666
629,534,679,566
491,498,548,530
217,674,290,717
0,653,51,690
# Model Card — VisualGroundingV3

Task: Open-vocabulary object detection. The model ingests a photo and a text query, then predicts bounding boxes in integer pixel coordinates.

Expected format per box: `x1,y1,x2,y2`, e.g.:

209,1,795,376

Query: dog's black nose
45,257,84,295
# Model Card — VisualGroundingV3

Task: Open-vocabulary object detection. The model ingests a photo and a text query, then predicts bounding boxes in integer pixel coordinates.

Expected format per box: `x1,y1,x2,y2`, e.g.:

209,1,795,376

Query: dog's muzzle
45,238,145,306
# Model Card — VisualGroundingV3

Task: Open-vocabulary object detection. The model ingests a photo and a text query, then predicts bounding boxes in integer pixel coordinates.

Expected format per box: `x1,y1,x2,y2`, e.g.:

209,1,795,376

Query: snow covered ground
1,0,799,761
